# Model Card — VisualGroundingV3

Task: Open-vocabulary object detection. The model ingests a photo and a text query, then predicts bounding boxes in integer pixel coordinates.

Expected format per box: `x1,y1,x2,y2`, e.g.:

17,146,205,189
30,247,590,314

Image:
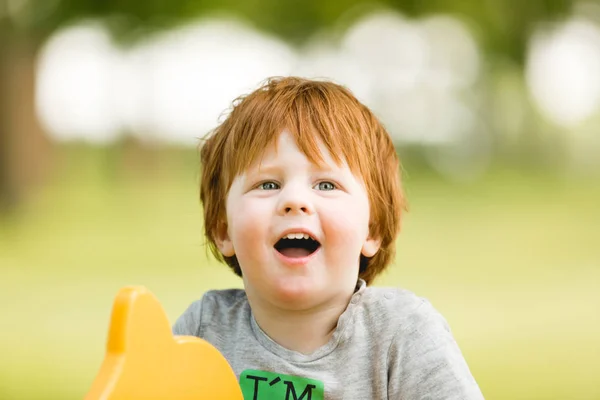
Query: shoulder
368,287,485,399
172,288,248,336
201,288,249,313
359,285,439,329
357,285,461,359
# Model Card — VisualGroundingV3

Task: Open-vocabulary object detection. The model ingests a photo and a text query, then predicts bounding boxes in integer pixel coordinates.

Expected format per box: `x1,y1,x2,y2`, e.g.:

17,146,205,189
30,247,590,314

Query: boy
173,77,484,399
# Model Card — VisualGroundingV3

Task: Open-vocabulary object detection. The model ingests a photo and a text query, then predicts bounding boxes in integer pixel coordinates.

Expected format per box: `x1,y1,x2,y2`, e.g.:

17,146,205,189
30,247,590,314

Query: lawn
0,146,598,399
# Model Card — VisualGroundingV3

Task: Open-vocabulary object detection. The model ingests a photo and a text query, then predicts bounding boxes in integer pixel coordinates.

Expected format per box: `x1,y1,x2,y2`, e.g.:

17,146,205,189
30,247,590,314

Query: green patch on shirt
240,369,325,400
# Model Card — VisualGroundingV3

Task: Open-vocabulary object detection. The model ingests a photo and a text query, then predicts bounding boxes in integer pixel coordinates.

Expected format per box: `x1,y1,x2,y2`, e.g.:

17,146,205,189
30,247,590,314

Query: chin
271,277,321,306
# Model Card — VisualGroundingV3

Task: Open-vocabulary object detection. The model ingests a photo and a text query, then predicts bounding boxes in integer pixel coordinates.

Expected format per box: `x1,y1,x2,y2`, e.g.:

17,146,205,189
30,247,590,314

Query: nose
277,183,314,216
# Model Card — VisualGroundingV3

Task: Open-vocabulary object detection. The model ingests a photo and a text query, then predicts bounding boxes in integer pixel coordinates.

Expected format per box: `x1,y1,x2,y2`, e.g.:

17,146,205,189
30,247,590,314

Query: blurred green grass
0,145,599,400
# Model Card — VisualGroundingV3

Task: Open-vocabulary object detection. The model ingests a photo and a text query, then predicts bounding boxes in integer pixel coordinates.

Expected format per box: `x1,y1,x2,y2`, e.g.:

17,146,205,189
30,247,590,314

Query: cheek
228,200,271,254
321,200,370,245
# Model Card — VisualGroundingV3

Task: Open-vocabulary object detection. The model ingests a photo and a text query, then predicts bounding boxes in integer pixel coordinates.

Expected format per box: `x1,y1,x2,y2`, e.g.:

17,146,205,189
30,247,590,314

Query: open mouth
274,233,321,258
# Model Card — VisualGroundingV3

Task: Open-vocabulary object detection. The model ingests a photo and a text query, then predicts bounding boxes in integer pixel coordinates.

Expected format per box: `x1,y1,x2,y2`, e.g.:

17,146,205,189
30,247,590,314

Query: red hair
200,77,405,284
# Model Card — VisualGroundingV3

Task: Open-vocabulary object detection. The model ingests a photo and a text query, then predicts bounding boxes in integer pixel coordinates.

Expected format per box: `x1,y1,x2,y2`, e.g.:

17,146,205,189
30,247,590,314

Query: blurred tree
1,1,52,212
0,0,573,212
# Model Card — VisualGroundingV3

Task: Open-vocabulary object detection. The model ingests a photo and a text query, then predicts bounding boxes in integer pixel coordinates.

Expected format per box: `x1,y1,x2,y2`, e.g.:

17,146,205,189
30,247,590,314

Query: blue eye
316,181,336,191
258,181,279,190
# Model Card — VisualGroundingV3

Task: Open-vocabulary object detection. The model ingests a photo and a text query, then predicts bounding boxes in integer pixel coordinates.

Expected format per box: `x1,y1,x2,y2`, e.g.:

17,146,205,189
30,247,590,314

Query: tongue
279,247,312,258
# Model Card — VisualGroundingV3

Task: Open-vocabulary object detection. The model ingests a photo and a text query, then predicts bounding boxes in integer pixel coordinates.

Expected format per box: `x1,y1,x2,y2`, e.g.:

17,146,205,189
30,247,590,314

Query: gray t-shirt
173,280,484,400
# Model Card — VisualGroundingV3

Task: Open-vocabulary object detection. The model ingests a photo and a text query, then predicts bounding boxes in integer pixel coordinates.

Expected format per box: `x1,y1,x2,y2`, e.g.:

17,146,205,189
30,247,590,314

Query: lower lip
274,247,321,266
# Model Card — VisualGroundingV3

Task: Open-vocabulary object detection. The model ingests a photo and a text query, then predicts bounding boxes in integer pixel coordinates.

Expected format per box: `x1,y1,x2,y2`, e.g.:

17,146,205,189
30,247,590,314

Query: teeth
284,233,312,240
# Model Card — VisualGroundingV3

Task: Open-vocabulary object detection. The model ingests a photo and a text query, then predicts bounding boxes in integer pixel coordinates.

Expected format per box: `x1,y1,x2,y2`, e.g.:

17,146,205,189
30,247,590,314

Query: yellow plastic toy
85,286,243,400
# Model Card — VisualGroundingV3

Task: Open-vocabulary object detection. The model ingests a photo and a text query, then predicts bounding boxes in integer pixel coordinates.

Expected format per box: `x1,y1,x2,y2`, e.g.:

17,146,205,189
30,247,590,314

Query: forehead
247,131,344,172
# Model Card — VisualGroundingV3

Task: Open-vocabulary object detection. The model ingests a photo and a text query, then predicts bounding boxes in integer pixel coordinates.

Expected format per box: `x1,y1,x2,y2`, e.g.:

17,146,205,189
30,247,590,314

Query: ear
215,221,235,257
361,236,381,258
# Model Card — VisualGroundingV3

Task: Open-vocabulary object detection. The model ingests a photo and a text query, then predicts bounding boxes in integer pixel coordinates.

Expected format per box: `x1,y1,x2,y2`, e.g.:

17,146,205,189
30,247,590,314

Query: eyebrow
252,161,341,175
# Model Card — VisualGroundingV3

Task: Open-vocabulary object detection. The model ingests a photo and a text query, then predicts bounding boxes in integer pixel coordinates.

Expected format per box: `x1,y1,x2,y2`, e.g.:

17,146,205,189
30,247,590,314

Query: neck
249,295,353,355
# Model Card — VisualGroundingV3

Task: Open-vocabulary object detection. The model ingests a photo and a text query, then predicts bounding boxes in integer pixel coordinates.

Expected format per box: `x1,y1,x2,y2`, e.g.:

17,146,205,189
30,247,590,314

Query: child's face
217,131,380,309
